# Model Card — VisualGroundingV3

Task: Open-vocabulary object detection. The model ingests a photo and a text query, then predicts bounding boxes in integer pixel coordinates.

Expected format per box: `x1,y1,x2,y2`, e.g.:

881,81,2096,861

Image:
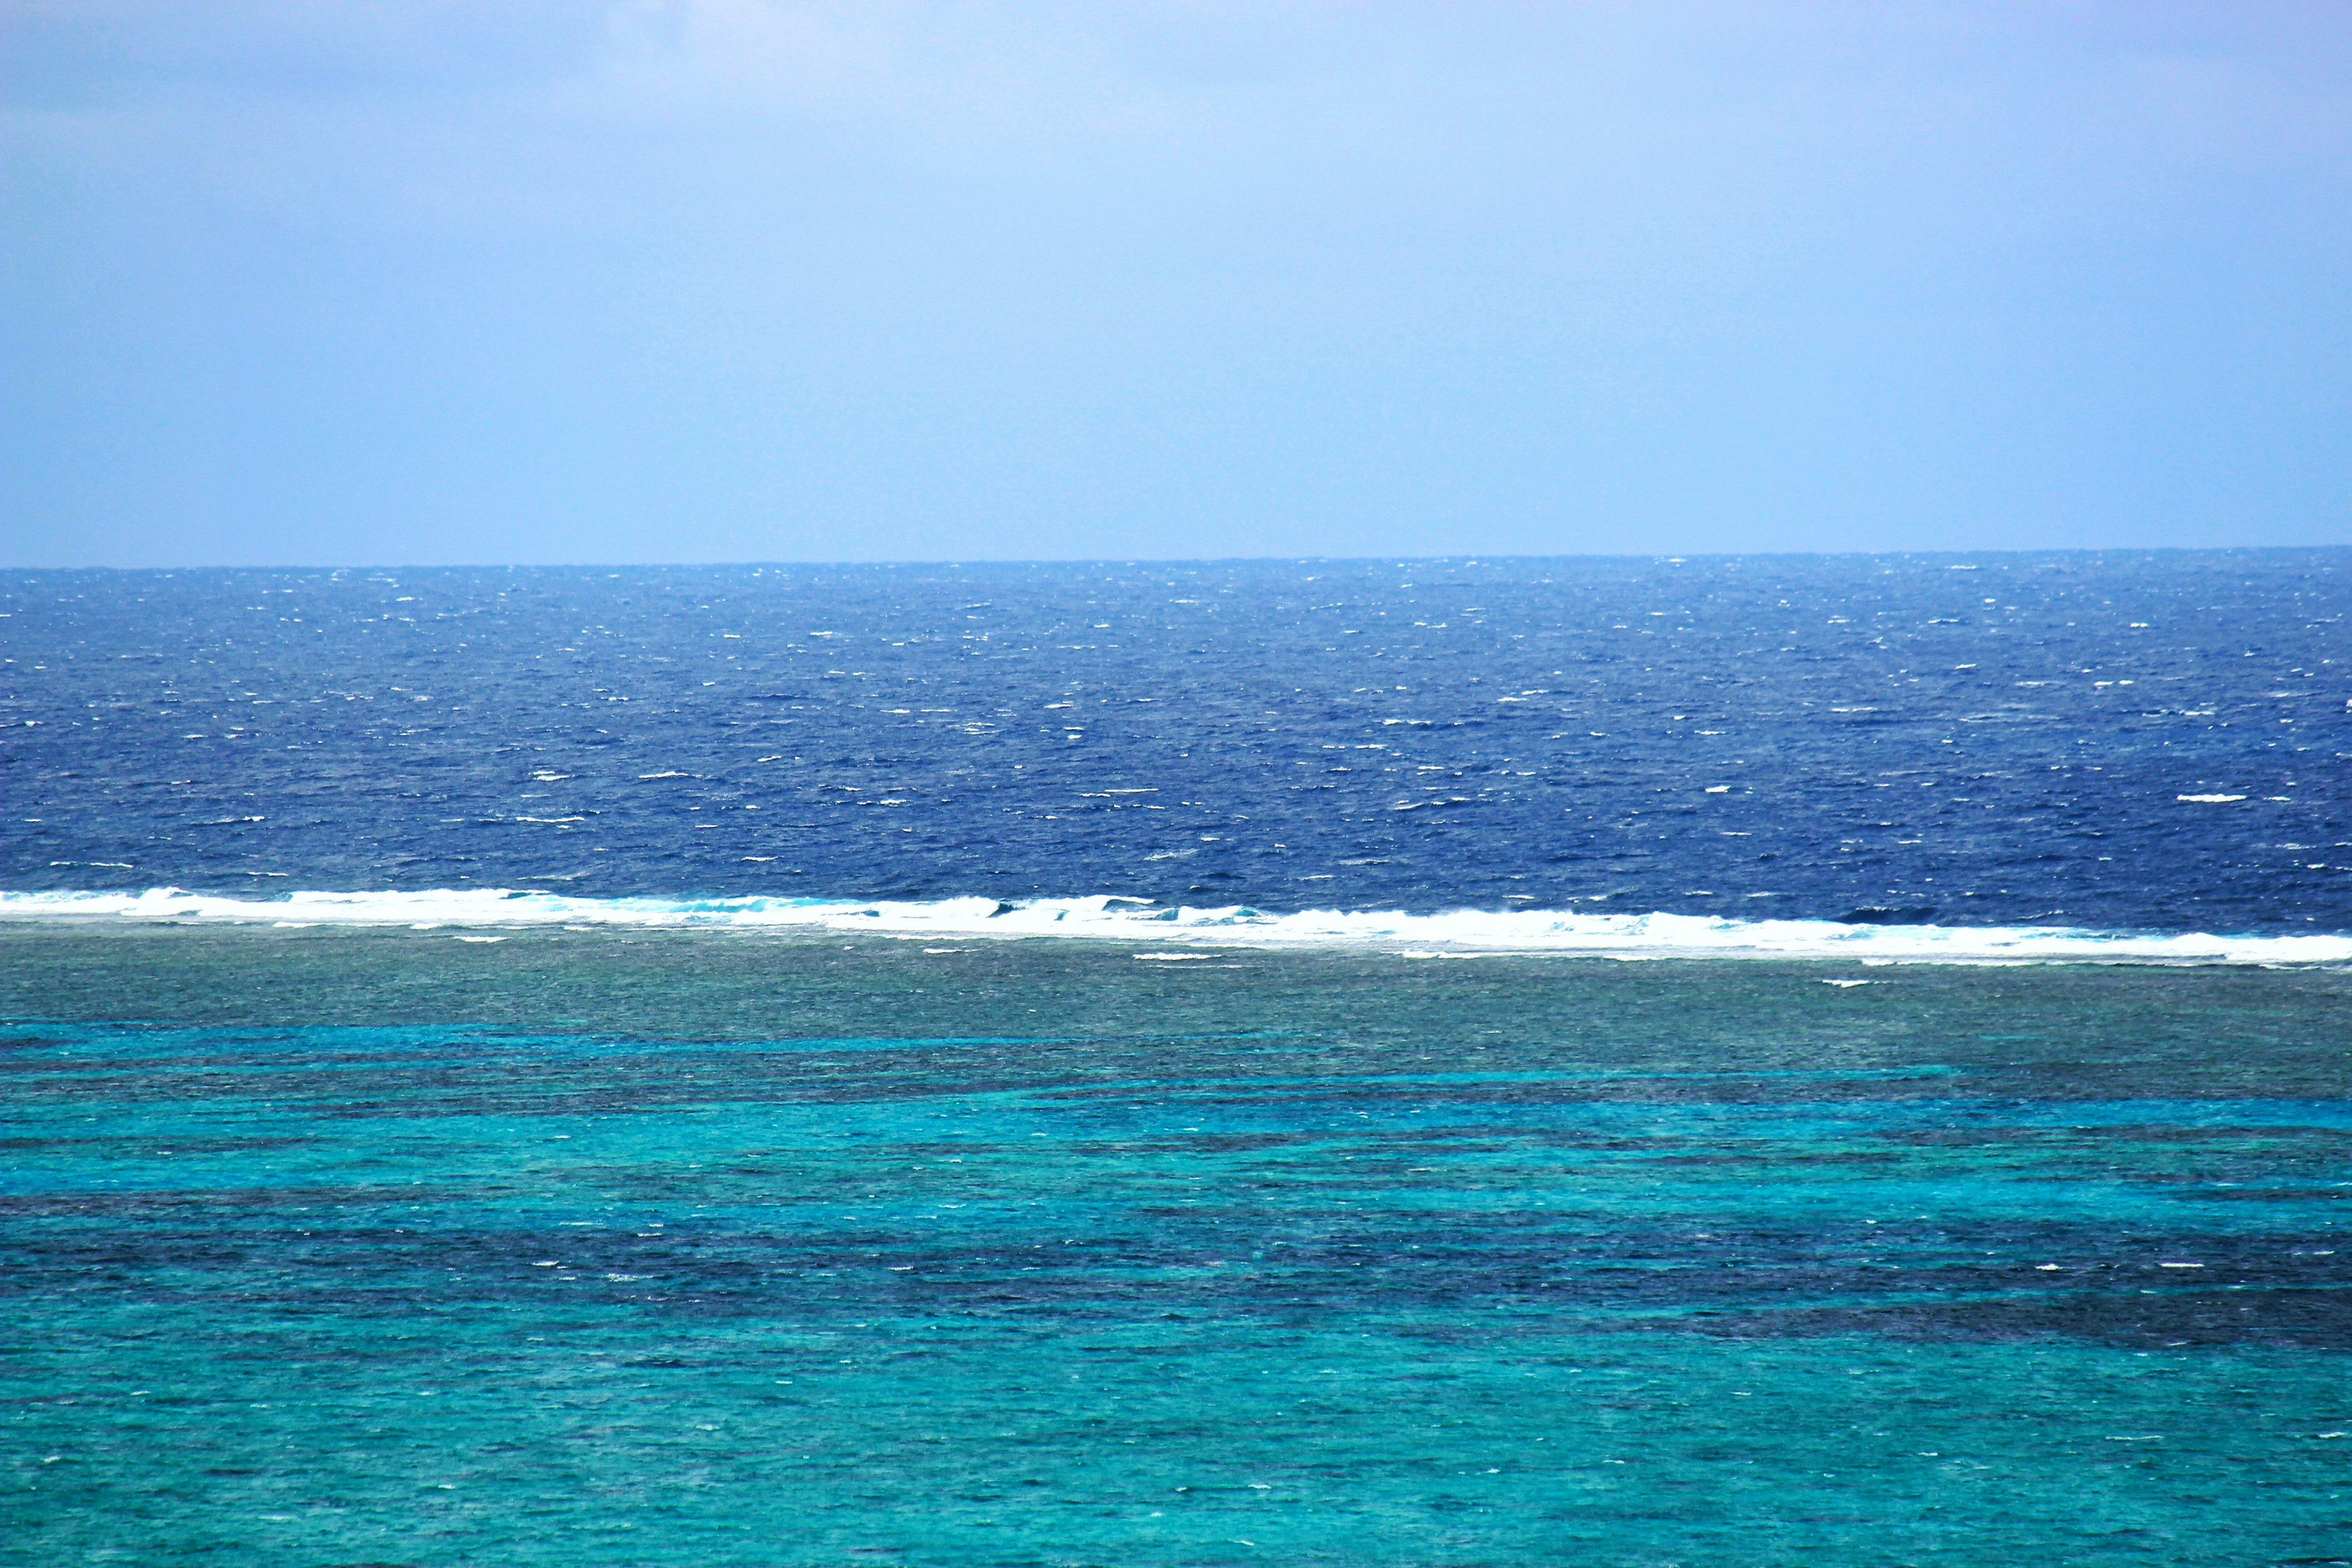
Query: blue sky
5,1,2348,565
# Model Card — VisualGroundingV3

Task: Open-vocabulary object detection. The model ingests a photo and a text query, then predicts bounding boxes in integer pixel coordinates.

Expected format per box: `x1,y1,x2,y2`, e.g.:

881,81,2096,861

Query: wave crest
2,888,2346,966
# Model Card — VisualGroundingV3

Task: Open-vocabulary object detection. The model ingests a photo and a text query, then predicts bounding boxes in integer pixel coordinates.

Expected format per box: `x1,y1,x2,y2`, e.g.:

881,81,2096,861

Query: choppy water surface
3,552,2349,1564
4,551,2346,932
4,930,2349,1566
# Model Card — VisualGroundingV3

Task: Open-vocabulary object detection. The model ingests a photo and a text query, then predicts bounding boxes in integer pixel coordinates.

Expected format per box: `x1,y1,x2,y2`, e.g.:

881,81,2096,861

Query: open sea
3,551,2348,1564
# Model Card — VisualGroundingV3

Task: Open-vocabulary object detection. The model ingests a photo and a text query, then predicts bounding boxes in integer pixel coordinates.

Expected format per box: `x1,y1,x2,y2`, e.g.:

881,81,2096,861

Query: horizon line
9,543,2349,576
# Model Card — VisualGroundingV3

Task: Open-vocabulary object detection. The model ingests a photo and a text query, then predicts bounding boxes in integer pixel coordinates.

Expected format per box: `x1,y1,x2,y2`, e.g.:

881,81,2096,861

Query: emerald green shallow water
4,929,2348,1565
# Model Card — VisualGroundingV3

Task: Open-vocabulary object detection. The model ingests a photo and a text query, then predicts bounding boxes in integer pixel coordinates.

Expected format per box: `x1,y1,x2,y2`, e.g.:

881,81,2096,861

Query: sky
4,1,2349,567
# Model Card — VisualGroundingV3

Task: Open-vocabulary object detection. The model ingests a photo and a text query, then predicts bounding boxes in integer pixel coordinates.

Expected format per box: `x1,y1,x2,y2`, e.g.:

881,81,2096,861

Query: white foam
1,887,2346,967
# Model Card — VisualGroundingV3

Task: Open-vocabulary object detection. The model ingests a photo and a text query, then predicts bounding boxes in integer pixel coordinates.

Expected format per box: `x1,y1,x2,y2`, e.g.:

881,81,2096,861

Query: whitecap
0,888,2345,967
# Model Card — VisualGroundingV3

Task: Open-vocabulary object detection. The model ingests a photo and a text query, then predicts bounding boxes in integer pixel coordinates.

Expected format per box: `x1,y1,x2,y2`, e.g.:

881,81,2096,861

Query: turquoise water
5,929,2350,1564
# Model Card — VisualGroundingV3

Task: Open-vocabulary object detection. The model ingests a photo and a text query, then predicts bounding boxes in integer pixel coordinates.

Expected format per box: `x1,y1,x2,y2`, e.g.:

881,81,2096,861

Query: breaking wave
2,888,2348,966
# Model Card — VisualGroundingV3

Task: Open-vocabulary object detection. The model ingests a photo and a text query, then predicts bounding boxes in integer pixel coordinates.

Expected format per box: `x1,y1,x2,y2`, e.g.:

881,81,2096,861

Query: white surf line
2,888,2349,967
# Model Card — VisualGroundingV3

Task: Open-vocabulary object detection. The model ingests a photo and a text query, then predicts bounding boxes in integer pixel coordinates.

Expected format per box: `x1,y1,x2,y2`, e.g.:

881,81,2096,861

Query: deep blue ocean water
4,551,2346,930
3,552,2349,1564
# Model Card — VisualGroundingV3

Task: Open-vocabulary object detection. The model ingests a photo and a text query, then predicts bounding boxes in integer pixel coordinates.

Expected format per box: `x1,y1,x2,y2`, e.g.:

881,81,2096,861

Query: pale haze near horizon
4,1,2348,568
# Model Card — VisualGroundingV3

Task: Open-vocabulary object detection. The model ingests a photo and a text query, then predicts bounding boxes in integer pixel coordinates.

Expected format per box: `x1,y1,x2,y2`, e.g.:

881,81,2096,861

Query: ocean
3,551,2348,1564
